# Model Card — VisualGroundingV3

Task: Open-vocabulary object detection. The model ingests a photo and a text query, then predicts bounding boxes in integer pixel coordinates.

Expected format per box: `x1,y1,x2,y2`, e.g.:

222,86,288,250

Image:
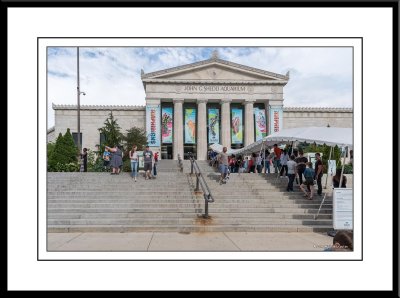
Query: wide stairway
187,161,339,232
48,160,348,232
48,160,198,232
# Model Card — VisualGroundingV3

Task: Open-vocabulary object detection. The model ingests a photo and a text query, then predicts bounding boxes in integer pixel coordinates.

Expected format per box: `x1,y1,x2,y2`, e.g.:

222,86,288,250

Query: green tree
63,128,79,161
47,142,55,160
47,129,79,171
124,126,147,151
97,112,124,153
303,143,342,173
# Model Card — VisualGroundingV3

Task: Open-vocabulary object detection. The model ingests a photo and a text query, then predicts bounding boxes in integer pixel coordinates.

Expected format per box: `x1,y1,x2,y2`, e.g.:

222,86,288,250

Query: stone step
48,207,332,214
48,224,333,233
47,212,332,220
48,218,332,226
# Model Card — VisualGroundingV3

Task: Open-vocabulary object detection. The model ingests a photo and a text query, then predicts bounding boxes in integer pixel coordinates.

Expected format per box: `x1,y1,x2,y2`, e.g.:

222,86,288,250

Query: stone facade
141,55,289,160
52,104,145,150
283,107,352,129
47,126,56,143
50,105,353,152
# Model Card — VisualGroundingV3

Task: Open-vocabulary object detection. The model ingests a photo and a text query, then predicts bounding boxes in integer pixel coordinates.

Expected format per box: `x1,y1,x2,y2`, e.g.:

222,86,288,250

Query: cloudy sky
47,47,352,128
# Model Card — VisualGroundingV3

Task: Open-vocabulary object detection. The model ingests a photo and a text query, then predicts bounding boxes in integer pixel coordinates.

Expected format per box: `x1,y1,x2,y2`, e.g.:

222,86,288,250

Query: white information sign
328,160,336,176
333,188,353,230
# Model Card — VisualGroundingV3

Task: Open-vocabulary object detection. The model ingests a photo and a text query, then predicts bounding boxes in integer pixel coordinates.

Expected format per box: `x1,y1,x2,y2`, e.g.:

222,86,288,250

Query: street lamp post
76,47,86,155
77,47,81,155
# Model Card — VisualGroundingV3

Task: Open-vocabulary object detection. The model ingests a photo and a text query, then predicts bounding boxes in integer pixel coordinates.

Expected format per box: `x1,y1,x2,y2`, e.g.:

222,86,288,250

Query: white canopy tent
264,126,352,148
230,126,352,156
209,143,239,155
210,127,352,156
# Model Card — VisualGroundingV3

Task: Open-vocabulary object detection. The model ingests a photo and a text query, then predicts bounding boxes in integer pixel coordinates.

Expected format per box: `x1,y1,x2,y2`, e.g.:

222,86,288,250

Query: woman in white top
129,145,139,181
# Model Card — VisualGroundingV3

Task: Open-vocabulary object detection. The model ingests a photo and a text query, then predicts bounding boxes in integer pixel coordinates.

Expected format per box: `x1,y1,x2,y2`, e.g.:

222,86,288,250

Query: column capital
173,99,184,104
220,99,232,104
243,99,256,105
197,99,208,104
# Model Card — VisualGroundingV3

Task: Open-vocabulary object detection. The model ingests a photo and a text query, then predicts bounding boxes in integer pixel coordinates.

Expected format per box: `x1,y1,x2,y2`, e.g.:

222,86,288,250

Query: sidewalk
48,231,333,251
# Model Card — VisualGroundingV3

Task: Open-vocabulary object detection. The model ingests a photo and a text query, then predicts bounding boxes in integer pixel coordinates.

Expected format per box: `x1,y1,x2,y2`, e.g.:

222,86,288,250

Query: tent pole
339,146,347,188
324,146,333,189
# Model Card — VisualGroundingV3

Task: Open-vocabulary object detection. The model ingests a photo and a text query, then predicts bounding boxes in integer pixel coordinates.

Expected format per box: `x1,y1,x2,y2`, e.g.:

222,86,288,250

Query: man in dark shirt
314,153,324,196
295,151,308,185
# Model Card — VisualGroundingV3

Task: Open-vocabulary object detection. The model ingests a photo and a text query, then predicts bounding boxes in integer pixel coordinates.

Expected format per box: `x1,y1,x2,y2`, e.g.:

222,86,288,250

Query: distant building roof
52,104,145,111
283,107,352,112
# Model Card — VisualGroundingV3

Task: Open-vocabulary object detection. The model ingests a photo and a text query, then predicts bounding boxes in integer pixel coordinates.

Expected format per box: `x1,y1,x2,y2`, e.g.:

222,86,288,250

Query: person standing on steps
286,155,297,192
300,162,315,199
314,152,324,196
80,148,88,172
217,146,229,184
143,145,153,180
106,145,123,175
153,152,158,178
102,147,111,171
129,145,139,182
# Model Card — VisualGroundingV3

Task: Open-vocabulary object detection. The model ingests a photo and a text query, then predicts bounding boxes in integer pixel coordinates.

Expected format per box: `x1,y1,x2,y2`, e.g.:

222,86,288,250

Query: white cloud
47,47,352,127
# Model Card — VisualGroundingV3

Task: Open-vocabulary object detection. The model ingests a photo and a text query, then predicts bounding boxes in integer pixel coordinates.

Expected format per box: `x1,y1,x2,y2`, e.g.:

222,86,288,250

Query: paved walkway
48,232,333,251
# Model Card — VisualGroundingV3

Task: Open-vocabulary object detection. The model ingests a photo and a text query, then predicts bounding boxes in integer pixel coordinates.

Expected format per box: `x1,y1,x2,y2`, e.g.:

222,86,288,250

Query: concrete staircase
48,160,199,232
48,159,351,233
186,161,343,232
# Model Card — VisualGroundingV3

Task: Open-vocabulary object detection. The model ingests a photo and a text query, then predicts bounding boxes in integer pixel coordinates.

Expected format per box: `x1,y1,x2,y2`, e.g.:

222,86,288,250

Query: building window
72,133,82,146
99,133,106,147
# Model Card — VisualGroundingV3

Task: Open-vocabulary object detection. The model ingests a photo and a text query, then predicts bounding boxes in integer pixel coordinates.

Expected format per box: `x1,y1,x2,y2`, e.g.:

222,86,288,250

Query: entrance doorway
184,144,197,160
161,145,173,159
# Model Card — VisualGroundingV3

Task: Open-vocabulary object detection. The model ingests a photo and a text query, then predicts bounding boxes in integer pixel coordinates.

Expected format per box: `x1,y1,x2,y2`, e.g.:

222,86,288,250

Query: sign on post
328,160,336,176
333,188,353,230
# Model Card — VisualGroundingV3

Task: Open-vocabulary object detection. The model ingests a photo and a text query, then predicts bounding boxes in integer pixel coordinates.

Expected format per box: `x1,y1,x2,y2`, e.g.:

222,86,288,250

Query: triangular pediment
142,58,288,82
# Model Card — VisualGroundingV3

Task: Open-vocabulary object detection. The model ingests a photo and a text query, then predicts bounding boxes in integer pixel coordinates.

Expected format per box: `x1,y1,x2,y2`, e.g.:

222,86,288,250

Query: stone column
196,99,208,160
173,99,184,160
220,99,232,149
244,99,256,146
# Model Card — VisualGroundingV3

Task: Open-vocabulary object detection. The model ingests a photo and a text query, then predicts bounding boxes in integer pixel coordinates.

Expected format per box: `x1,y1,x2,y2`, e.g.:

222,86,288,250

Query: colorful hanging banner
161,107,173,144
254,108,267,141
184,108,196,144
146,105,160,147
269,106,283,134
231,108,243,144
208,108,220,144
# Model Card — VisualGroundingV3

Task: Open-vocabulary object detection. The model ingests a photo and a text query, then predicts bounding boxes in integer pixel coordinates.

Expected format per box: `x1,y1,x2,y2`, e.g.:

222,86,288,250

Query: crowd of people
99,144,158,181
208,144,347,199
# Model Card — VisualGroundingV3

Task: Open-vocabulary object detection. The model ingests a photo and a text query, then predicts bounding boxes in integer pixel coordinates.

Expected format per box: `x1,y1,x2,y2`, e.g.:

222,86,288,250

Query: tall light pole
77,47,81,154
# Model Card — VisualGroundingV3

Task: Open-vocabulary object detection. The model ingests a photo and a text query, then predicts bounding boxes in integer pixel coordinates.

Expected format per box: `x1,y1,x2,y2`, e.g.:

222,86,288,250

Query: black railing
177,154,183,172
189,153,214,218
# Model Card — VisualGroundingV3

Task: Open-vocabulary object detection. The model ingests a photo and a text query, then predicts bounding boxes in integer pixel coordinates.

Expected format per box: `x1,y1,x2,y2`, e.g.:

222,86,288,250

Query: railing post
190,159,194,175
203,196,209,219
195,174,200,191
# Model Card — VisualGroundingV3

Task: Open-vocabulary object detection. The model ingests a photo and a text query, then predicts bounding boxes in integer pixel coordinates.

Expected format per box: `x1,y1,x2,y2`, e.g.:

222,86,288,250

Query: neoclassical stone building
48,54,353,160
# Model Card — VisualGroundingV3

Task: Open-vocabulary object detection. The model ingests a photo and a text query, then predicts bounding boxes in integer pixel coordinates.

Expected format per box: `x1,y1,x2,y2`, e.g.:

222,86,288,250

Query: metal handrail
177,154,183,172
189,153,214,218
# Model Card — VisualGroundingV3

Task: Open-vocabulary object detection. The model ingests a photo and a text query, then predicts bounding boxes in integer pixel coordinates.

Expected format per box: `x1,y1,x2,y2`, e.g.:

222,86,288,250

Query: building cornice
141,58,289,81
52,104,145,111
142,79,288,85
52,104,352,113
283,107,353,112
47,126,55,133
